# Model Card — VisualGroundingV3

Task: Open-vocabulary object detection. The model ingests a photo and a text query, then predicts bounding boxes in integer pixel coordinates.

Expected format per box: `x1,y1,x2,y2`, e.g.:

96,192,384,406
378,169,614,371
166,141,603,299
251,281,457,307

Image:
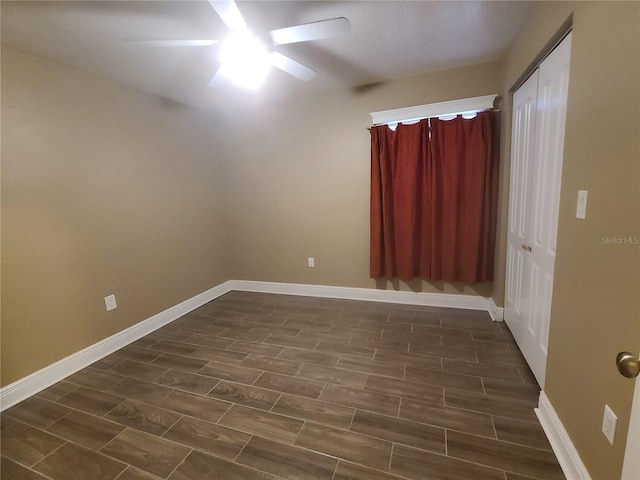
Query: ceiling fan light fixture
220,31,270,89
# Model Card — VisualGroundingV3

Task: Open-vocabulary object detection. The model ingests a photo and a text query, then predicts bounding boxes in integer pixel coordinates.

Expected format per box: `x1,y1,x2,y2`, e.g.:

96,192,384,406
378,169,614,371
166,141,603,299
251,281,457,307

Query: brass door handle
521,244,533,252
616,352,640,378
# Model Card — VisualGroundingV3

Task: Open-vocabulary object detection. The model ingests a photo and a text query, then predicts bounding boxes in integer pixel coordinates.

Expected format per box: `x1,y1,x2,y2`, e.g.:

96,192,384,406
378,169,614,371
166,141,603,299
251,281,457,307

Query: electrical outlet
104,294,117,312
308,257,315,268
602,404,617,445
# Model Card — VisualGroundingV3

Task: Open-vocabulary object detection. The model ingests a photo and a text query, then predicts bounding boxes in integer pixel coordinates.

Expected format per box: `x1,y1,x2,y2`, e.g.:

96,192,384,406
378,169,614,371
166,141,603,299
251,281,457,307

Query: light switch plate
576,190,588,219
104,294,117,312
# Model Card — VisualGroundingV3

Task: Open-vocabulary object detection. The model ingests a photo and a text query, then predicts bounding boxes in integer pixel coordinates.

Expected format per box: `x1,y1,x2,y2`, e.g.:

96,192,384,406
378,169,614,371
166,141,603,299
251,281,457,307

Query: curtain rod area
369,94,498,128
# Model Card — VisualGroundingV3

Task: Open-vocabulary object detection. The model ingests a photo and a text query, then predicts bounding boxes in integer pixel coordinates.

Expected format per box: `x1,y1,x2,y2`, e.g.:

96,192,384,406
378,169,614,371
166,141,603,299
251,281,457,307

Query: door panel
622,370,640,479
505,33,572,387
505,70,538,338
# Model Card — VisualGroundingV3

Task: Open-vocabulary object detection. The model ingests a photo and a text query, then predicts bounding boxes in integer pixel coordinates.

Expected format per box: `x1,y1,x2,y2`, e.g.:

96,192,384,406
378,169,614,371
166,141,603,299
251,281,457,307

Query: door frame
622,360,640,479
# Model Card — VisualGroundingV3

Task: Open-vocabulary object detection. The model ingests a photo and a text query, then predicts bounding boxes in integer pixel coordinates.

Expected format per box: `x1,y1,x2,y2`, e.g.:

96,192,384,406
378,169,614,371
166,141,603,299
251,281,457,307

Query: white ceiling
1,1,532,111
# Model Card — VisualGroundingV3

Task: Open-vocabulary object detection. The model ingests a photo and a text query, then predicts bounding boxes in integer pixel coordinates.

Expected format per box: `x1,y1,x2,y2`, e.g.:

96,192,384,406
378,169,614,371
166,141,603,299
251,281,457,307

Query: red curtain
370,111,498,284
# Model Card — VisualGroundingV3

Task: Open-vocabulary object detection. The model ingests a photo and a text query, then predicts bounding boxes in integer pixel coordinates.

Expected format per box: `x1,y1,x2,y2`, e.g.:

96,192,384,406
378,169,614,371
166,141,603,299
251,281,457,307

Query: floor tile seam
268,392,285,413
349,412,456,453
446,425,557,453
501,466,560,480
250,370,267,387
33,399,107,433
165,373,223,394
488,415,553,452
252,368,328,392
38,382,81,401
202,378,222,396
444,385,540,406
441,394,536,420
398,410,502,440
442,363,525,381
376,371,476,396
31,438,92,471
329,460,339,480
290,423,396,472
443,443,556,478
50,384,128,415
274,354,341,371
397,443,510,475
234,434,308,480
160,412,186,438
2,417,67,452
96,358,128,375
296,418,447,464
292,411,440,456
439,401,537,423
218,403,306,440
2,407,66,431
162,446,194,480
376,347,445,364
480,377,489,397
5,455,58,480
108,366,169,385
468,389,540,405
470,333,514,343
358,381,443,407
98,425,133,457
517,367,535,384
106,419,225,464
112,466,134,480
153,399,234,427
388,442,395,474
475,357,532,369
339,360,406,381
408,365,497,385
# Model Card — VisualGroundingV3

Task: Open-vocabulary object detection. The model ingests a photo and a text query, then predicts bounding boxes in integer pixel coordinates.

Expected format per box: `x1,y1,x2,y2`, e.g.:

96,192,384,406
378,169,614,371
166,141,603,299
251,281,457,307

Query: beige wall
220,62,502,298
500,2,640,478
1,47,231,386
1,48,502,387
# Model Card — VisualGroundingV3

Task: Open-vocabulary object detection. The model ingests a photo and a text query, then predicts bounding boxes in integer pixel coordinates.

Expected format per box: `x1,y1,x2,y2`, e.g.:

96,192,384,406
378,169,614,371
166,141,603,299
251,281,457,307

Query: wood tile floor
1,291,565,480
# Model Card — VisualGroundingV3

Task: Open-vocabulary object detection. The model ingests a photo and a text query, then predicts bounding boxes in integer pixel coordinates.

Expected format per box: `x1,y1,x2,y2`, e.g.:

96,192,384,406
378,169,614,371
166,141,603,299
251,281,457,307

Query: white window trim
369,94,498,126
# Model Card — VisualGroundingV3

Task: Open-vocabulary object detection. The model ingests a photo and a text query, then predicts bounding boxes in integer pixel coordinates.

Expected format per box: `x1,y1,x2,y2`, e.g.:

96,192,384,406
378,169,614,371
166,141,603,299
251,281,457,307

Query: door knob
616,352,640,378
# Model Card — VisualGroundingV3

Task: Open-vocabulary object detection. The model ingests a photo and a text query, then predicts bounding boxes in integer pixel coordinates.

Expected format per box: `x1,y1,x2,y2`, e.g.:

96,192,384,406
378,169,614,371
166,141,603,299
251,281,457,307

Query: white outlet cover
602,404,617,445
104,294,117,312
308,257,315,268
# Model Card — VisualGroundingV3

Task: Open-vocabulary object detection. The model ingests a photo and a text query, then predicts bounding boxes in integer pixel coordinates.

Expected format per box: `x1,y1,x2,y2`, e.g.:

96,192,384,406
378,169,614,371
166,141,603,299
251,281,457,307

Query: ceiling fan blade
129,40,218,47
269,51,315,82
270,17,350,45
209,0,247,31
209,67,227,88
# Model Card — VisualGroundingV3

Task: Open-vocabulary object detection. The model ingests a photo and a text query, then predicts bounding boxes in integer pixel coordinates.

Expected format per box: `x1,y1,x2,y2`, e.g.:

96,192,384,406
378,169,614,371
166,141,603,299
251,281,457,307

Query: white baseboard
487,297,504,322
536,391,592,480
229,280,497,314
0,281,234,411
1,279,499,411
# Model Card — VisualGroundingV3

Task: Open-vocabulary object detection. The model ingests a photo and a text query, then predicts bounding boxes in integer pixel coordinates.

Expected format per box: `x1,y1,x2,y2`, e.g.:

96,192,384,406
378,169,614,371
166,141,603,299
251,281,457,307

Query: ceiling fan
136,0,351,89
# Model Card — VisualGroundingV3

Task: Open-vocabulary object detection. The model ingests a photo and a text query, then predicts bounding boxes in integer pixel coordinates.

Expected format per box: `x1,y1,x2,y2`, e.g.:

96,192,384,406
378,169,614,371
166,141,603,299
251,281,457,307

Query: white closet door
505,33,572,388
505,69,539,357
